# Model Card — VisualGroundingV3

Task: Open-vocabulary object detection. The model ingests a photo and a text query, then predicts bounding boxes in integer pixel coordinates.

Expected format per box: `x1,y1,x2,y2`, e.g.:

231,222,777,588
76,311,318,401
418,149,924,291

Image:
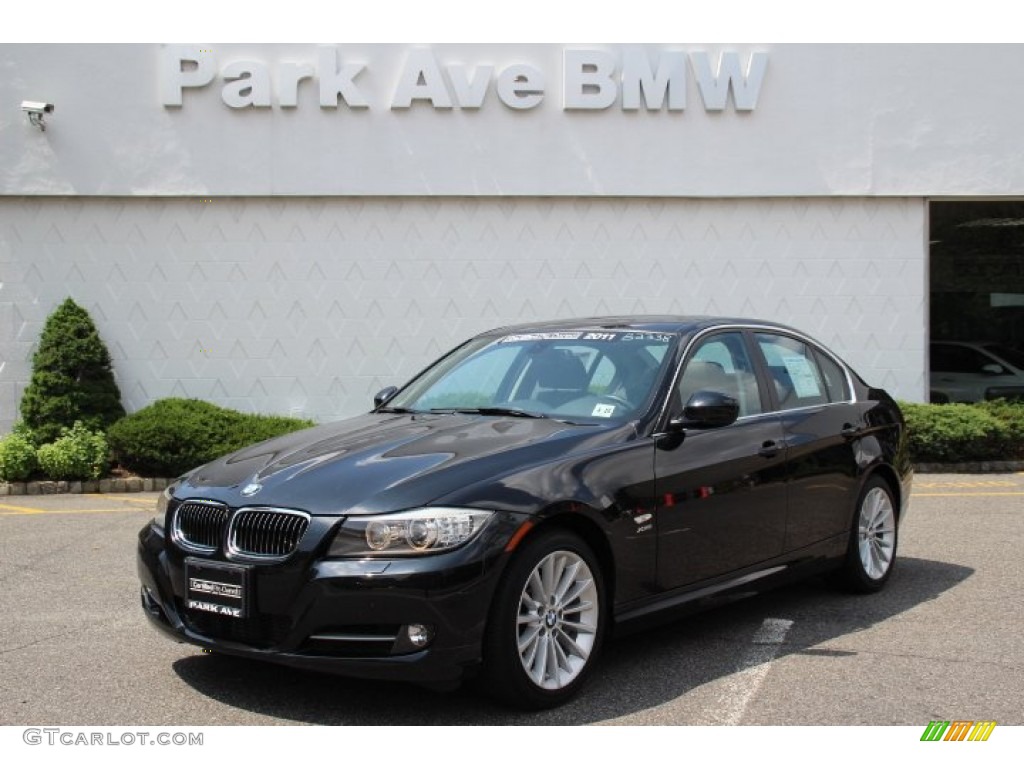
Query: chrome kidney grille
172,501,229,554
228,508,310,560
171,501,310,562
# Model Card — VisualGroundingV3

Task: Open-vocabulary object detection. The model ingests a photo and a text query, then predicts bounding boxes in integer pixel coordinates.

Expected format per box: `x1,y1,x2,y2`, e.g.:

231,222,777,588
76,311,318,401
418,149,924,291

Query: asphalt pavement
0,475,1021,726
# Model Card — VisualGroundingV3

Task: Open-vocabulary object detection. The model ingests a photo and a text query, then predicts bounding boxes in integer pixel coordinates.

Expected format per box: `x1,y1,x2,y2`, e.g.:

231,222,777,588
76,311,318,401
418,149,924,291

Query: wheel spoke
541,554,559,600
558,576,592,608
528,569,545,603
521,593,541,612
531,632,549,685
559,618,596,634
545,635,558,686
518,624,542,653
551,633,572,674
553,560,581,604
555,627,589,660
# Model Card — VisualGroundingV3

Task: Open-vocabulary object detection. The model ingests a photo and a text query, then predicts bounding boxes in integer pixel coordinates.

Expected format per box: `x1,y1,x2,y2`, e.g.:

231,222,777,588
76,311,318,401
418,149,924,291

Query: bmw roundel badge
241,482,262,497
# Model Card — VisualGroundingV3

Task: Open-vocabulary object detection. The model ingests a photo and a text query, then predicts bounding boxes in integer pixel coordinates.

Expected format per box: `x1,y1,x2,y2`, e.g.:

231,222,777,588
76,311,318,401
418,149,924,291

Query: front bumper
136,513,523,685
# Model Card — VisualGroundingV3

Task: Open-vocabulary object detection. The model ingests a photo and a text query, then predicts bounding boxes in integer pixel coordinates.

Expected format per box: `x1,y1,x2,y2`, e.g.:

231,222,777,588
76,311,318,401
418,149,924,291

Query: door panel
752,332,860,550
655,415,789,589
654,330,788,590
777,405,860,550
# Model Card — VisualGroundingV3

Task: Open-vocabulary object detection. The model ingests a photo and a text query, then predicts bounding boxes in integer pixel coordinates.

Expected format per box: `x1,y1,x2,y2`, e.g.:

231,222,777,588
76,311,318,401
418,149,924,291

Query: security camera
22,101,54,114
21,101,54,130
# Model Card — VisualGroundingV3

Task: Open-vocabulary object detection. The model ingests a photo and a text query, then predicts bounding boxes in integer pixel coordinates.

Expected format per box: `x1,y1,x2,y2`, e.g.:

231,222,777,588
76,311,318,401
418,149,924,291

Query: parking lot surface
1,475,1022,725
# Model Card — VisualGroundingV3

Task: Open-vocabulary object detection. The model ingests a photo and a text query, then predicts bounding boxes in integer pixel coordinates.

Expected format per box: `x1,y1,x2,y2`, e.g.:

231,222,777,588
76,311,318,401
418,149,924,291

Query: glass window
415,344,522,410
755,333,831,409
814,349,851,402
388,331,677,421
931,344,999,374
677,332,763,417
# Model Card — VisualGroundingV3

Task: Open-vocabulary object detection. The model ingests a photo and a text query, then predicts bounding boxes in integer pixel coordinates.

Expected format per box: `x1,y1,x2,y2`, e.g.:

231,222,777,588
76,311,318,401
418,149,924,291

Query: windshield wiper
429,407,548,419
376,406,420,414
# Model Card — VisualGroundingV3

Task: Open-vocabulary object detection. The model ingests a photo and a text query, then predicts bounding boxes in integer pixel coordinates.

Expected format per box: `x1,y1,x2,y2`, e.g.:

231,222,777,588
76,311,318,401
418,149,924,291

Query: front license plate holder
185,558,250,619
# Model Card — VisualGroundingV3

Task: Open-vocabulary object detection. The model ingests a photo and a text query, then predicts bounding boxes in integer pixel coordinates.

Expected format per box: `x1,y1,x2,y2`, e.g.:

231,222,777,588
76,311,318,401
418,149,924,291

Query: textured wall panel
0,197,926,433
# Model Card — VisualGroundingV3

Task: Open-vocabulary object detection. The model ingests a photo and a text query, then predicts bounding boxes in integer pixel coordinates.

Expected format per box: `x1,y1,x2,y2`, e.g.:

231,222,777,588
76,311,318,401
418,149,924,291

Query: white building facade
2,44,1022,431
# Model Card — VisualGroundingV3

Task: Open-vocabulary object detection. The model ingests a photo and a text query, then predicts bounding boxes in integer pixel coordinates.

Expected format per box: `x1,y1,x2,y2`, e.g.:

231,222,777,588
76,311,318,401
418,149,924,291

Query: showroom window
930,201,1024,402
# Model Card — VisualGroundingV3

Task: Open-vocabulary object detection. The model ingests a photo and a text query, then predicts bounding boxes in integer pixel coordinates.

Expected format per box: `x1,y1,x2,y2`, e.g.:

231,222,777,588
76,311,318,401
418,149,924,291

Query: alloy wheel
858,486,896,581
515,550,599,690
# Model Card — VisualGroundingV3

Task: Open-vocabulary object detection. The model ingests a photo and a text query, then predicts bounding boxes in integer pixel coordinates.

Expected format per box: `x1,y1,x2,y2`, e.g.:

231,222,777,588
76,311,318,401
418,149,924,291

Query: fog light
407,623,434,648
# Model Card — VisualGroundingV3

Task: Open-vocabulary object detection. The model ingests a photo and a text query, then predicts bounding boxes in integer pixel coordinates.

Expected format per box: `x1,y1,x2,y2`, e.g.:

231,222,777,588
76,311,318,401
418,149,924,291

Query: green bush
900,400,1024,463
107,398,315,477
0,425,39,481
20,298,125,444
35,421,110,481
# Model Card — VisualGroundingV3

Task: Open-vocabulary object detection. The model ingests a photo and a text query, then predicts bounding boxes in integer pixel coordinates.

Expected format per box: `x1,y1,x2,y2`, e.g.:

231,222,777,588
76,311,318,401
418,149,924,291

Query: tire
832,476,899,593
481,530,606,710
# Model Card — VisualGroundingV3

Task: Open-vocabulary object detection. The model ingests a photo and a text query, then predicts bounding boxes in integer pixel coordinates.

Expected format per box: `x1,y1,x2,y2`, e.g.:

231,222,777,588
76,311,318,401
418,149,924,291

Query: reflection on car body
138,316,911,709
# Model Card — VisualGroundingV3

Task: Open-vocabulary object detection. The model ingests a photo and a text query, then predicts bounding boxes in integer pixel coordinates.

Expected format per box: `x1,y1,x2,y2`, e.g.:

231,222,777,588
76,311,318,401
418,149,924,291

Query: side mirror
981,363,1006,376
373,386,399,408
670,390,740,430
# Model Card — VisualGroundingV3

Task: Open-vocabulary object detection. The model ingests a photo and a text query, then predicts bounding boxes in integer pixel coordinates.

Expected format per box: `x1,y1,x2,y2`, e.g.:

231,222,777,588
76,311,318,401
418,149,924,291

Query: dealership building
1,44,1023,433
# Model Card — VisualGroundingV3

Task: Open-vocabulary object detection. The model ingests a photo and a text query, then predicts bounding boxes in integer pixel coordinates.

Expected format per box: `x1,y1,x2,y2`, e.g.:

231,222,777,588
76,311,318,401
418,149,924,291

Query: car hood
178,412,629,515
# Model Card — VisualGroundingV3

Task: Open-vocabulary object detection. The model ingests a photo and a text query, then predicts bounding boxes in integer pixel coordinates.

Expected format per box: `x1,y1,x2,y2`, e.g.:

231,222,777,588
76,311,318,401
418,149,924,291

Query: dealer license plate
185,558,249,619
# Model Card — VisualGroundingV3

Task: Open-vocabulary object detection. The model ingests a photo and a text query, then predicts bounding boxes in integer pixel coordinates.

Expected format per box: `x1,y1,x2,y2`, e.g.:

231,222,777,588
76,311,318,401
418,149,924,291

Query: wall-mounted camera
22,100,54,131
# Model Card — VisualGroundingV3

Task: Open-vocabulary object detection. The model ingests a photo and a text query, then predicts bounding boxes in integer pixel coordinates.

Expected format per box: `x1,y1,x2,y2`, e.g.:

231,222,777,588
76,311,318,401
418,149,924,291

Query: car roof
481,315,802,337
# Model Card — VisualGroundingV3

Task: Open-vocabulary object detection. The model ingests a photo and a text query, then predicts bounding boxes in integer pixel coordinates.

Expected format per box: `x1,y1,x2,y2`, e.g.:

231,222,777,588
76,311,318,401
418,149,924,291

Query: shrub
107,398,315,477
0,425,39,481
35,421,110,481
900,400,1024,463
20,298,125,445
975,399,1024,449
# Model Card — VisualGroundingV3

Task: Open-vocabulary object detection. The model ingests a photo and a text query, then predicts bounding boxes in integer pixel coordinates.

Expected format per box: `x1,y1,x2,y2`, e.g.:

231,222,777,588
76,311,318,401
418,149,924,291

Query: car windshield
384,330,678,422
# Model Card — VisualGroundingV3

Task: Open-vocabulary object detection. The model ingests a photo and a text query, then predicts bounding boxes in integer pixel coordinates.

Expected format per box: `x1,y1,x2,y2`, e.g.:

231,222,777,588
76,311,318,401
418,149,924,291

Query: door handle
841,423,861,439
758,440,781,458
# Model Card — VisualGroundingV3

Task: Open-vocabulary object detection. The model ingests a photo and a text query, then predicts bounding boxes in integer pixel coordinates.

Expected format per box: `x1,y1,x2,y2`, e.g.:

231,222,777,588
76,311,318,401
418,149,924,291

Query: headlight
151,484,174,529
328,508,494,557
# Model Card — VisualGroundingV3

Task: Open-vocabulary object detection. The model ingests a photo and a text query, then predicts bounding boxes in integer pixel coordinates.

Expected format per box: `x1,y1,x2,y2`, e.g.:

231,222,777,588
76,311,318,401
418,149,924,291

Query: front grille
172,501,229,553
228,507,310,560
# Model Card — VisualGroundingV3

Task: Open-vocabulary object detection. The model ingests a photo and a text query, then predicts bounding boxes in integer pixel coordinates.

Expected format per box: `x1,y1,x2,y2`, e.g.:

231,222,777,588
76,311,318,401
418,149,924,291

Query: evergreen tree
19,298,125,444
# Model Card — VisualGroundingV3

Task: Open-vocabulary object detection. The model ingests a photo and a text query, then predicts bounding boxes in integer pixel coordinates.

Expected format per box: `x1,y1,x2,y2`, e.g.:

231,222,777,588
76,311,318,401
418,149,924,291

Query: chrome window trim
170,499,229,555
226,506,312,563
656,323,858,430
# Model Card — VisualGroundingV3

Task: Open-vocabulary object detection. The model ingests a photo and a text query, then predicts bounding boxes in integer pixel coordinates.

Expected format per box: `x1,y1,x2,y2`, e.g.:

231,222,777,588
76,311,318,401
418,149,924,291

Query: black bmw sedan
138,316,911,709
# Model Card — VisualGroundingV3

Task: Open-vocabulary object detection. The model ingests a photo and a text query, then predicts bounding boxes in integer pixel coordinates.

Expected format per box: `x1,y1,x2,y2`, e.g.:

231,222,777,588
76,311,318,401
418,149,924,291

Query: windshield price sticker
592,404,616,418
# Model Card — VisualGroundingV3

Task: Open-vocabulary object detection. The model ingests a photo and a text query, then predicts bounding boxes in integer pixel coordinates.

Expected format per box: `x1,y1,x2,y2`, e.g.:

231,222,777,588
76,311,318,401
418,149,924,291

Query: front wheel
481,530,606,709
832,476,898,593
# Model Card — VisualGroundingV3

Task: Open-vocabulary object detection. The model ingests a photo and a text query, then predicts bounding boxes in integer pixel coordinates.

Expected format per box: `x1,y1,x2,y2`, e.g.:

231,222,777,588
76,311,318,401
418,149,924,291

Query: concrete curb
0,477,170,496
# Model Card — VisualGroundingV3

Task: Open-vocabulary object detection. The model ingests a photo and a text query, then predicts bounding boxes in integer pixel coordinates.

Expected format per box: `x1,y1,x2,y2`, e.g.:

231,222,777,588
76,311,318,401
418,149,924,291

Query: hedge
107,398,315,477
899,400,1024,464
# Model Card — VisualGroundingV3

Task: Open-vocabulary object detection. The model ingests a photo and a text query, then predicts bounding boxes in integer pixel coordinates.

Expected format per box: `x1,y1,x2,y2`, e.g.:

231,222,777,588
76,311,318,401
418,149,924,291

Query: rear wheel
832,476,898,593
482,530,605,710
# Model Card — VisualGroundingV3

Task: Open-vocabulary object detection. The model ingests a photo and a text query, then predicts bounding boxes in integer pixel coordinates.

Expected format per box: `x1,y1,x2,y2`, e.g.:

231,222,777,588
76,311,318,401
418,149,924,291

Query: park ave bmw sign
160,45,768,112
